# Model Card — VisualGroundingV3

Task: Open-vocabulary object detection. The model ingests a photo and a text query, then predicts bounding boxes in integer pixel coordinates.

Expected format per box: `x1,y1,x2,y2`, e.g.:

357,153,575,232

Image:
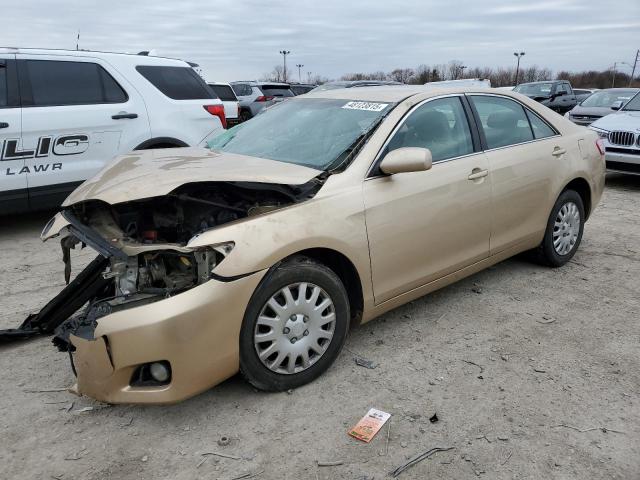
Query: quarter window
0,63,7,107
526,110,556,139
136,65,215,100
470,96,534,149
24,60,127,107
386,96,474,162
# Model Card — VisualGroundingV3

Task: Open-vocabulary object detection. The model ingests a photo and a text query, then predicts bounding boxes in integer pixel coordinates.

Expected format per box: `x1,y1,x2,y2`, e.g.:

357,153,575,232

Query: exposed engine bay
0,179,324,344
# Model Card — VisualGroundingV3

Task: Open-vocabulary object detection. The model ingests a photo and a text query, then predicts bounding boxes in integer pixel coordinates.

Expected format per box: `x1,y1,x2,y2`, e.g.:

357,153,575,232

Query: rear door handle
111,113,138,120
0,122,9,129
552,147,567,157
468,169,488,180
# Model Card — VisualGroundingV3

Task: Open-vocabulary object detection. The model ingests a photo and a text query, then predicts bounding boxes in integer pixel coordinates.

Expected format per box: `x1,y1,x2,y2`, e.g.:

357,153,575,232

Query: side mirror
611,101,623,111
380,147,432,175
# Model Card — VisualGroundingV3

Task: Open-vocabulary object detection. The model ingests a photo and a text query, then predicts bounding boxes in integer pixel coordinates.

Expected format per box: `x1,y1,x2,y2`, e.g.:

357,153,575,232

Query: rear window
290,85,314,95
231,83,252,96
208,84,237,101
259,85,294,98
136,65,215,100
23,60,127,107
0,63,7,107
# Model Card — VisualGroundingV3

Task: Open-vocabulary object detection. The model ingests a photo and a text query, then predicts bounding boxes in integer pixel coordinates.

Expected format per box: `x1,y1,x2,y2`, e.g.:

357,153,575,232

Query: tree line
262,60,639,88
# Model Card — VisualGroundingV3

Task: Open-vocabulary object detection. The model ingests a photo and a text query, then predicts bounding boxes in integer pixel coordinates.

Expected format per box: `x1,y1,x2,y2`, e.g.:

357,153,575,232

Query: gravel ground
0,174,638,480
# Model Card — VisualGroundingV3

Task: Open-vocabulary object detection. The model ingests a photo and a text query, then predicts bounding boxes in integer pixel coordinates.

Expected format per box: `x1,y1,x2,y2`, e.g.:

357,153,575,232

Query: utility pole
76,30,80,50
630,49,639,87
296,64,304,83
279,50,290,82
513,51,525,85
459,65,467,79
307,71,312,83
612,62,618,87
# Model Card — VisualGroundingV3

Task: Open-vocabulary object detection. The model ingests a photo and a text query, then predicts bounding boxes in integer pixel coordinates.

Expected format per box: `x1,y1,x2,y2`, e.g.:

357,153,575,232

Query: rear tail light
255,95,274,102
204,105,227,129
595,138,605,156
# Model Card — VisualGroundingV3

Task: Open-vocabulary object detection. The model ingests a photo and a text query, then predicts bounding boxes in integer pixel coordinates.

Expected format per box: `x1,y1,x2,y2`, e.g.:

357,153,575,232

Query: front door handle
0,122,9,129
552,147,567,157
468,169,488,180
112,113,138,120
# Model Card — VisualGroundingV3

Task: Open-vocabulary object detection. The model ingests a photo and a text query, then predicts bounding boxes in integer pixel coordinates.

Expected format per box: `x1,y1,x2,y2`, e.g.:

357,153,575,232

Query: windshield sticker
342,101,389,112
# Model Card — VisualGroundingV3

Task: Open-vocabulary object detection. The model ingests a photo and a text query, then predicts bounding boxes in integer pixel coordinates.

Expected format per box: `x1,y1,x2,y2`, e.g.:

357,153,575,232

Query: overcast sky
2,0,639,82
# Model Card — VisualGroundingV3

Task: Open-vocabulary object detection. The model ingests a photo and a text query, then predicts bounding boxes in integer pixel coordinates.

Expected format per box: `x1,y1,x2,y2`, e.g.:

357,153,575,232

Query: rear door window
22,60,128,107
260,85,294,98
208,84,237,101
0,62,7,107
231,83,252,96
136,65,215,100
526,110,556,139
470,95,535,149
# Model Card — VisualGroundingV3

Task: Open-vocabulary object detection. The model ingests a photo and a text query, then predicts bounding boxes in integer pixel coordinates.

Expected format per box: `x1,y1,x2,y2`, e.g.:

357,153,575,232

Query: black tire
239,109,252,122
535,189,585,267
239,256,350,391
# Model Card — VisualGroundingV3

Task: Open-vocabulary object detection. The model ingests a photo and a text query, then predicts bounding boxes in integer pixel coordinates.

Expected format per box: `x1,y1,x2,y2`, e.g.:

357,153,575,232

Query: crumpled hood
590,110,640,131
63,147,323,206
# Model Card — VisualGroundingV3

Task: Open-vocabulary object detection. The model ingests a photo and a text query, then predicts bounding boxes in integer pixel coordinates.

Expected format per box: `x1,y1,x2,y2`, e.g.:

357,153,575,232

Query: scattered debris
497,436,509,441
73,407,94,413
141,455,148,462
24,388,69,393
462,360,485,374
316,460,343,467
429,413,439,423
536,317,556,325
375,339,384,346
385,420,392,455
390,446,455,477
500,450,513,466
476,434,492,443
218,436,231,446
471,285,483,294
196,456,209,468
120,417,134,427
533,368,547,373
349,408,391,443
552,424,626,434
355,357,378,369
64,448,87,461
230,470,264,480
202,451,242,460
400,441,408,448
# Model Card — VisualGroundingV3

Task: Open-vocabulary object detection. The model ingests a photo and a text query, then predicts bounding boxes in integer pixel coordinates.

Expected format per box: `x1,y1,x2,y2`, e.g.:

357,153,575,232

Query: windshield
581,89,637,108
514,83,554,96
621,92,640,111
208,98,393,171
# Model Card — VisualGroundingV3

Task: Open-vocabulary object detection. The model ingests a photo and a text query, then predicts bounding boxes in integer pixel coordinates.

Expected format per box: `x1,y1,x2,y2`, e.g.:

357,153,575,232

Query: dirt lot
1,174,638,480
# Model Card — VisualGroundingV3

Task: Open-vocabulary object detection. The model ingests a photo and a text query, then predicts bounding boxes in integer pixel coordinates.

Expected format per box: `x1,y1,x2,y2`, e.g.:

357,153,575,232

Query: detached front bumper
69,270,266,404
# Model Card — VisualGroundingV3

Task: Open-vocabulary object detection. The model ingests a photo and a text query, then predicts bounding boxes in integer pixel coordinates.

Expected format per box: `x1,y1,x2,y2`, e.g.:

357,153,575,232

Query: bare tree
388,68,415,83
260,65,285,82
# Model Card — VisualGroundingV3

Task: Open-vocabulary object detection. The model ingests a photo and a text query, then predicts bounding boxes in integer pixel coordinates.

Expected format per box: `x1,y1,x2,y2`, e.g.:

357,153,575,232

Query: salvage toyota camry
22,86,605,403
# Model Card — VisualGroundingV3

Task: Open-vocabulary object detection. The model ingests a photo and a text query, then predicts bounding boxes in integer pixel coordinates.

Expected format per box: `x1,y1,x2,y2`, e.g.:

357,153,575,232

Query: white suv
0,48,226,214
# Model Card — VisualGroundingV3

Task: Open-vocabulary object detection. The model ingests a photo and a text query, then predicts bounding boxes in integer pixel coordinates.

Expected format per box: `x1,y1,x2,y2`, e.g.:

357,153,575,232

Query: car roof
0,47,191,66
304,85,524,102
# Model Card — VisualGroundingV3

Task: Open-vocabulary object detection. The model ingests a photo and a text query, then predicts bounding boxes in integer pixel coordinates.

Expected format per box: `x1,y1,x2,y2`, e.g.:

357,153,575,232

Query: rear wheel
239,110,252,122
536,189,585,267
239,257,349,391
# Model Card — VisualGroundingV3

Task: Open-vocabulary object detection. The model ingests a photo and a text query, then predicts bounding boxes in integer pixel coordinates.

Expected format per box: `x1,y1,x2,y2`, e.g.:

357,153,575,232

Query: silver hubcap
553,201,580,255
254,282,336,375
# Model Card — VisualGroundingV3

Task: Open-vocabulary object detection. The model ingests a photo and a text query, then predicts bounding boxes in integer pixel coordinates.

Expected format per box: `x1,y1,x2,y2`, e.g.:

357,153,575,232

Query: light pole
307,72,312,83
279,50,290,82
613,61,633,87
513,51,525,85
296,63,304,83
458,65,467,79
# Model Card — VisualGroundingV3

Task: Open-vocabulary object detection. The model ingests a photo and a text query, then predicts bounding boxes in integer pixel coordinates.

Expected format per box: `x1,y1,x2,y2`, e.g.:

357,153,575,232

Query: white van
0,48,225,214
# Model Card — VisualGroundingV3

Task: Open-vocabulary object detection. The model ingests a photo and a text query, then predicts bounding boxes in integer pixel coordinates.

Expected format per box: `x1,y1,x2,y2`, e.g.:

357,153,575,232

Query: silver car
230,81,295,122
566,88,639,126
590,91,640,175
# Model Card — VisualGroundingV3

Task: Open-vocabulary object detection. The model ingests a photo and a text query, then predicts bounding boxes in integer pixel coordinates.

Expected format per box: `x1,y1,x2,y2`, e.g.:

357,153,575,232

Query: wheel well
563,178,592,218
289,248,364,329
134,137,188,150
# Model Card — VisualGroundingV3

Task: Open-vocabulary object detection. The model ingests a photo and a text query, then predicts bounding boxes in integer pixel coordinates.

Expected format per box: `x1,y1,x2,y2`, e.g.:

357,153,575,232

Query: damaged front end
0,177,324,346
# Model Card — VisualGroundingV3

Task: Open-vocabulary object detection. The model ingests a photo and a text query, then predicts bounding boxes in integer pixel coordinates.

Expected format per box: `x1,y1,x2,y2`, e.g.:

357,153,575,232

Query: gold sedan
39,86,605,403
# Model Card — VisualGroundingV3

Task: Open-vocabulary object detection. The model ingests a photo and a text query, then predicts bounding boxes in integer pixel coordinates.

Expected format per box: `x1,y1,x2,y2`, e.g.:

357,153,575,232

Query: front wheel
239,257,350,391
536,189,585,267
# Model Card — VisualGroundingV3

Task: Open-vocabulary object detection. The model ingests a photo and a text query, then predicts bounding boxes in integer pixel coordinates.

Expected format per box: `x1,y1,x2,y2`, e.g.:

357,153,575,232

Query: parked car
309,80,402,92
424,78,491,88
590,91,640,175
0,48,225,215
565,88,639,126
289,83,317,95
230,81,295,122
513,80,578,113
24,86,604,403
494,86,515,91
208,82,240,127
573,88,598,103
